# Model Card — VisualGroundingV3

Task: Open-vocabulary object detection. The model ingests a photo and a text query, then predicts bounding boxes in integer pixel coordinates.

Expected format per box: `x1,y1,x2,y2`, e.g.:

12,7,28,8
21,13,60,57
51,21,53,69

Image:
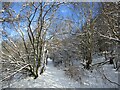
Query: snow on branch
1,64,30,82
99,33,120,43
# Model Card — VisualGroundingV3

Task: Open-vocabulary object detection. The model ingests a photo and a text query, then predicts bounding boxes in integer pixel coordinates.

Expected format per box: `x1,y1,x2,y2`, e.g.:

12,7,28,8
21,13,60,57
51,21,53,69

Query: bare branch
1,64,30,82
99,32,120,43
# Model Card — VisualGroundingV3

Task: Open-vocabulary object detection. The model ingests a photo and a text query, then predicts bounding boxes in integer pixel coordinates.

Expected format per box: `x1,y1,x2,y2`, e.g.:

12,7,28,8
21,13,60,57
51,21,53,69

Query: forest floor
2,58,119,88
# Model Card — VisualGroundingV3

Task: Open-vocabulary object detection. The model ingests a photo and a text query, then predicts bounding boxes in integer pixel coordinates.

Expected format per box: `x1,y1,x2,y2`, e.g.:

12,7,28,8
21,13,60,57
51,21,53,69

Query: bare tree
1,2,62,82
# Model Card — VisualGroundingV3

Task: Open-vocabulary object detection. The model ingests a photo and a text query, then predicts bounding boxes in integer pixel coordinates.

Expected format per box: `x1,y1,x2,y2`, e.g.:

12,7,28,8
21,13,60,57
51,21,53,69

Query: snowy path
10,58,81,88
8,58,119,88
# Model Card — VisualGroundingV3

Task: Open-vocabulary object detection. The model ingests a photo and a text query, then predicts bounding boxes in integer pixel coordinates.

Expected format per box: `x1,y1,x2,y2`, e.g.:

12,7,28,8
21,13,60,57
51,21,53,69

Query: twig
99,33,120,43
91,60,110,67
102,73,120,86
98,69,120,86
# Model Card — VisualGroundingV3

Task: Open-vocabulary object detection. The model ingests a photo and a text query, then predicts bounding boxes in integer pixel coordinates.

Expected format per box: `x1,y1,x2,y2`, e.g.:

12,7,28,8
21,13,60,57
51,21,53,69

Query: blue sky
2,2,101,41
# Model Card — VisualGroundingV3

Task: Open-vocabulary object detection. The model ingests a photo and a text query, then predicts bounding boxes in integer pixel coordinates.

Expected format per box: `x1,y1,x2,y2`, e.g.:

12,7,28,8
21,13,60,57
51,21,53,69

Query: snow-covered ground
9,58,81,88
2,58,119,88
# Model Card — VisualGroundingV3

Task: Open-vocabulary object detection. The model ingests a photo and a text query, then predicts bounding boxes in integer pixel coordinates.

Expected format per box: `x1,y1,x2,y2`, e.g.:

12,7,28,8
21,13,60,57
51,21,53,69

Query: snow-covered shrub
64,66,85,83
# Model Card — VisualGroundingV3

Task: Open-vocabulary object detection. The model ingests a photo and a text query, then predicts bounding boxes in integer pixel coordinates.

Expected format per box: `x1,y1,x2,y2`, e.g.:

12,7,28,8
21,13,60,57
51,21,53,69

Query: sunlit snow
8,58,119,88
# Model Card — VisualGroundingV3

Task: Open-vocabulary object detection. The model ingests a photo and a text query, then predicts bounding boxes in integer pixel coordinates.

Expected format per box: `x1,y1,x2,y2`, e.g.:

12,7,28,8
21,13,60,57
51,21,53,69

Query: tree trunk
27,65,38,79
85,52,92,70
104,51,107,60
109,57,114,64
